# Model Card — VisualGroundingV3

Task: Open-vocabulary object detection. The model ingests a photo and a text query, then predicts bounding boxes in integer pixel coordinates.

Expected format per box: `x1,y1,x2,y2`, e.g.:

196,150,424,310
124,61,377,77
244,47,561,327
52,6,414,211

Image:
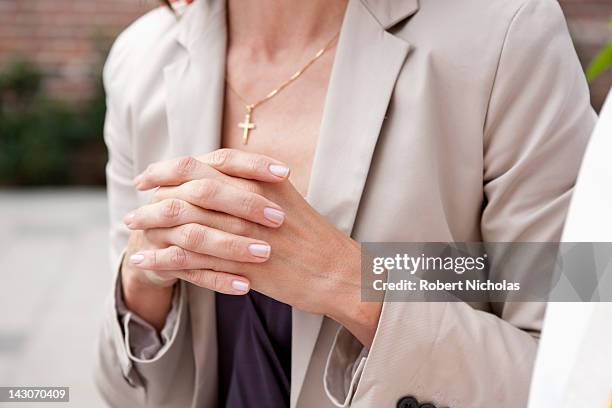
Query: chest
221,50,335,196
133,29,487,243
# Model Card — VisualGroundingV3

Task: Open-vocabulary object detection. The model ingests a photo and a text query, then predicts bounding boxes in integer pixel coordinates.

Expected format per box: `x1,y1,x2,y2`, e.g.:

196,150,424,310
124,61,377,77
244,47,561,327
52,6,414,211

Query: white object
529,88,612,408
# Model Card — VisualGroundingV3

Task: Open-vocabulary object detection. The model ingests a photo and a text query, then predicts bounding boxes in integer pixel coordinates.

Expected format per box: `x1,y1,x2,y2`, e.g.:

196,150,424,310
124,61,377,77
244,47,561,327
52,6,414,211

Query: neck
226,0,347,56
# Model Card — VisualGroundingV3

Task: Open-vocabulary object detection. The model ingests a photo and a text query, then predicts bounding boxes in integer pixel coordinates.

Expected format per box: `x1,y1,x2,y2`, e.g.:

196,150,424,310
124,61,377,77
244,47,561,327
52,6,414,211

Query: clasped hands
122,149,381,346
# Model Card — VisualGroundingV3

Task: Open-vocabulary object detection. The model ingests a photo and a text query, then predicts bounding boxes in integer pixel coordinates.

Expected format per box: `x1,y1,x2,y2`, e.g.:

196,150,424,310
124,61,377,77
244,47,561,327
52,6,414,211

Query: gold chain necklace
227,32,340,145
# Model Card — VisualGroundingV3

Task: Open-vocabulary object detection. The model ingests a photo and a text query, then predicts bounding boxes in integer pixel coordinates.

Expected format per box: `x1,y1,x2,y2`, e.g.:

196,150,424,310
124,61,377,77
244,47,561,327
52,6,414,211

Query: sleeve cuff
324,326,368,407
324,300,447,407
115,276,182,361
100,251,197,404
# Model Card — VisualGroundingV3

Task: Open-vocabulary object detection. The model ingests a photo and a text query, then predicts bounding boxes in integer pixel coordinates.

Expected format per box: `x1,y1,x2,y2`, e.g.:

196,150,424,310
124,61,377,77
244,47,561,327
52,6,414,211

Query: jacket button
419,404,437,408
397,396,419,408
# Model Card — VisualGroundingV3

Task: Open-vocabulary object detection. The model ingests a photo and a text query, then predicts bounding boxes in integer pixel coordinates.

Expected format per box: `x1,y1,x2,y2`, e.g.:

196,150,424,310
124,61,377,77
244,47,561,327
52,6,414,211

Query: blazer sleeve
94,29,195,408
323,0,596,407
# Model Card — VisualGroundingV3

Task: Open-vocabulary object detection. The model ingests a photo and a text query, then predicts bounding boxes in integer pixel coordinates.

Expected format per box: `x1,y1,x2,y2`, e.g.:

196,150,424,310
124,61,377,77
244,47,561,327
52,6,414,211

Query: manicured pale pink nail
124,212,135,226
248,243,271,258
269,164,290,178
231,280,249,293
263,207,285,225
133,174,144,186
130,253,145,264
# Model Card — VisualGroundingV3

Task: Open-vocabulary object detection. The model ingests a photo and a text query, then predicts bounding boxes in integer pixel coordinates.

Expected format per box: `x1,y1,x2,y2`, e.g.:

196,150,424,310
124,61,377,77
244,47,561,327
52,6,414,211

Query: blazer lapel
292,0,416,406
164,2,227,406
164,0,227,158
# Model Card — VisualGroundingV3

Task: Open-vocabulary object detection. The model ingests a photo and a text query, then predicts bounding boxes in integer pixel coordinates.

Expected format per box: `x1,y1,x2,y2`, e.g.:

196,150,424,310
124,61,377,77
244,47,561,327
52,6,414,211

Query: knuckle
211,272,222,292
185,269,202,286
181,224,206,248
209,149,232,167
149,250,158,268
251,156,267,172
176,156,197,176
162,199,183,220
247,155,260,173
223,237,242,256
193,179,217,201
200,270,223,292
170,246,188,267
239,193,257,214
191,270,220,291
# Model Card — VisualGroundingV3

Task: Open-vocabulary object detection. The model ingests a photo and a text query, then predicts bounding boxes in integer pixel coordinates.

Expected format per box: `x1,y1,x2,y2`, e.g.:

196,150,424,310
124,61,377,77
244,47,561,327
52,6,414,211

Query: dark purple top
216,291,292,408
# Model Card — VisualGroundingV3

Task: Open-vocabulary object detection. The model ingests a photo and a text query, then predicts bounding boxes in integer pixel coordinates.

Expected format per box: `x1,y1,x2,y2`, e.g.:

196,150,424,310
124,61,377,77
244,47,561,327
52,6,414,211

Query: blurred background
0,0,610,407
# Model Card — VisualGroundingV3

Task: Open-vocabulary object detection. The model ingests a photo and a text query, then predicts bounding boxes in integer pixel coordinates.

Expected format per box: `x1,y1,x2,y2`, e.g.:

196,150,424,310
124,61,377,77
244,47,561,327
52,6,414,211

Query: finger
171,269,250,295
124,198,211,229
134,151,290,191
127,246,239,272
153,179,285,227
124,199,260,236
199,149,290,182
134,156,219,191
145,223,272,262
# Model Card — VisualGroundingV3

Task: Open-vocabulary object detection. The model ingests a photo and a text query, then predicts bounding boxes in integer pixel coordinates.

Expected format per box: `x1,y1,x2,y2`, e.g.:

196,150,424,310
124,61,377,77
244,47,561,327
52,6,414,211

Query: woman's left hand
129,149,382,346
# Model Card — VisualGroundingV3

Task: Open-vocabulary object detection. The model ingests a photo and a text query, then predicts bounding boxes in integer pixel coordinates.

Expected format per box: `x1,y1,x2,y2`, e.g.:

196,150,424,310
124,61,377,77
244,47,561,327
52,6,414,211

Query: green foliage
0,58,43,104
586,19,612,83
0,58,107,186
586,43,612,83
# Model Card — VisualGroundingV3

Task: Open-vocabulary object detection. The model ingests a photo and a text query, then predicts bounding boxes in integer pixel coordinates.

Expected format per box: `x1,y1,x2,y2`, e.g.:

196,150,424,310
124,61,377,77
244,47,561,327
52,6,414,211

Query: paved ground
0,189,110,407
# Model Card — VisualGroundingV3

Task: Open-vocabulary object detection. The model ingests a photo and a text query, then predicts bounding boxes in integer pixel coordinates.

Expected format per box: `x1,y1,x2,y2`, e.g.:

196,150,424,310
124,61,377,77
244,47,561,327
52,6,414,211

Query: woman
96,0,595,406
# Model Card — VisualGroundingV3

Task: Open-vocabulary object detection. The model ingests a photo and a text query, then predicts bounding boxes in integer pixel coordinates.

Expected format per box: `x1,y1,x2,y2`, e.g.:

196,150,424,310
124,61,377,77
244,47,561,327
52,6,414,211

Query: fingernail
124,212,135,226
248,243,271,258
133,174,143,186
269,164,289,178
263,207,285,225
130,253,145,264
231,280,249,293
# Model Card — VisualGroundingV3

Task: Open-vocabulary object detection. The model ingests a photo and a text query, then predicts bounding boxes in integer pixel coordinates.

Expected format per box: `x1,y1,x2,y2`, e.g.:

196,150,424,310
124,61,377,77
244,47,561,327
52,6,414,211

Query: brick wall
0,0,610,110
0,0,156,101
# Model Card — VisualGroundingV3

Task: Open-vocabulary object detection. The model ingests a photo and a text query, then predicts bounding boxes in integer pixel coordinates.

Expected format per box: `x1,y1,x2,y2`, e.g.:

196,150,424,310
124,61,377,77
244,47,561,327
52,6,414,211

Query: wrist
121,258,175,332
329,293,382,348
323,239,383,347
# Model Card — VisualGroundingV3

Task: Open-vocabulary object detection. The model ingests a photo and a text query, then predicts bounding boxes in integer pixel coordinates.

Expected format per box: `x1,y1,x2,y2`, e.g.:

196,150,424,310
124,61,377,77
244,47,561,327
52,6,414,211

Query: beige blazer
95,0,596,406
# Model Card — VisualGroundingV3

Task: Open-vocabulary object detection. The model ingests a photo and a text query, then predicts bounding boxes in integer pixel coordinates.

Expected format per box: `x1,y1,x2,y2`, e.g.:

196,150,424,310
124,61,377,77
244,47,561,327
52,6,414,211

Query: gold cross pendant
238,107,255,145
